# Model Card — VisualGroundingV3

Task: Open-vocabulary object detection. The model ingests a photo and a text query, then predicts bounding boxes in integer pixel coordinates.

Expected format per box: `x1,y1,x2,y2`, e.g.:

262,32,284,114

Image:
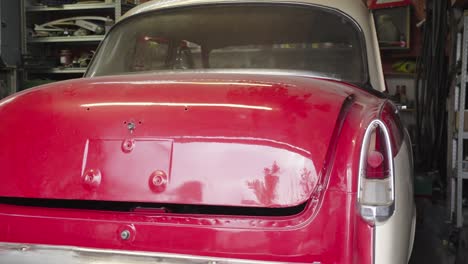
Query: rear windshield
87,4,367,84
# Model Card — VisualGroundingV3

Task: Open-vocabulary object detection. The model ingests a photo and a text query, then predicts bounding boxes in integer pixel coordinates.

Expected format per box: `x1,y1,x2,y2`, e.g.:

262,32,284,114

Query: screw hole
124,121,127,124
86,108,90,111
138,121,142,124
120,230,131,240
185,107,188,111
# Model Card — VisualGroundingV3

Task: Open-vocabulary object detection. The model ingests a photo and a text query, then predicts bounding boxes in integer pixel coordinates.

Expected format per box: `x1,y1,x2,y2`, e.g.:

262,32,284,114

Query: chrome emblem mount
127,121,136,133
124,120,137,133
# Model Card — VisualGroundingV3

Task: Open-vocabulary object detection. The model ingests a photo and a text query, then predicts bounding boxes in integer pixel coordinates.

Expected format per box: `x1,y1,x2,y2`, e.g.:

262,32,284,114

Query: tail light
358,120,395,225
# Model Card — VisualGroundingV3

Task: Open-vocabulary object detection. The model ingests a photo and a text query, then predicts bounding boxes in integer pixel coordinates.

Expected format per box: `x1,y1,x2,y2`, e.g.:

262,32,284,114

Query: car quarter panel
374,139,416,264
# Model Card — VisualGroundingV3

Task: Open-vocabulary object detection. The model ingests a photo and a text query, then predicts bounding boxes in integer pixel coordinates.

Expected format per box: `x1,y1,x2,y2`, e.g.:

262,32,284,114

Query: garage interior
1,0,468,263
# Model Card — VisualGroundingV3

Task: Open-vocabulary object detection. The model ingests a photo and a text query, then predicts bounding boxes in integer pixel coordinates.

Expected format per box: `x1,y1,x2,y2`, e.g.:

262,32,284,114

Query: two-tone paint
0,71,414,263
0,0,415,263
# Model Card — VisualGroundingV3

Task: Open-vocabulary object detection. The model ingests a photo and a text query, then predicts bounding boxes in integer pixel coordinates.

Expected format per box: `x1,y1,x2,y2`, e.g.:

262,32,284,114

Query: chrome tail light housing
358,120,395,225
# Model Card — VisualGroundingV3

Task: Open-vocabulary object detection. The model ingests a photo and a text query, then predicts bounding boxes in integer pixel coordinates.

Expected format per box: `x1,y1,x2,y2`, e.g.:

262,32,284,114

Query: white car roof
119,0,385,91
123,0,367,21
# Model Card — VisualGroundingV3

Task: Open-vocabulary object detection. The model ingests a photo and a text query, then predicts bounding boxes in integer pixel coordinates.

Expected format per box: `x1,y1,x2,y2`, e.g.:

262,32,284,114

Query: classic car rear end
0,1,415,263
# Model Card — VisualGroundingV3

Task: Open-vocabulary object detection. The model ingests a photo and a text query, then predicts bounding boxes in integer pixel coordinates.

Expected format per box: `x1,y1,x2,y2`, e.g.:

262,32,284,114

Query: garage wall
0,0,21,66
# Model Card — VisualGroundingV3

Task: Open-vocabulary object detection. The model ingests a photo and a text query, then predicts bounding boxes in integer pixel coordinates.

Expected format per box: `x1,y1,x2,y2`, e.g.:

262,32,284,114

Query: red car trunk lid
0,73,353,208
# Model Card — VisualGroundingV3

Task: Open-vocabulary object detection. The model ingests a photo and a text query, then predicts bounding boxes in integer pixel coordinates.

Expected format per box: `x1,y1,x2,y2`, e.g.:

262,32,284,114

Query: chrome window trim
96,68,344,82
0,242,320,264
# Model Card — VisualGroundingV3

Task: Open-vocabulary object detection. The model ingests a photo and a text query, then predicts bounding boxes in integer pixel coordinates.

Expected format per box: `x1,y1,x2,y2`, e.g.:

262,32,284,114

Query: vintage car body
0,0,415,263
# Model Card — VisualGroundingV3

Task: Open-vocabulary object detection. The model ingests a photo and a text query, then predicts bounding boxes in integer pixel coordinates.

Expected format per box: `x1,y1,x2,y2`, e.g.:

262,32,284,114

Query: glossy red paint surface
0,73,359,207
0,72,386,263
0,191,372,263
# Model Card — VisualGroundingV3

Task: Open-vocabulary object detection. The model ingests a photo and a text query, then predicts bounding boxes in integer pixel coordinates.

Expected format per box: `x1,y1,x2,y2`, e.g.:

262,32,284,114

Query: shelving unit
379,5,418,132
26,2,117,11
28,35,105,43
28,67,87,74
383,70,417,140
384,71,416,78
449,12,468,228
20,0,137,88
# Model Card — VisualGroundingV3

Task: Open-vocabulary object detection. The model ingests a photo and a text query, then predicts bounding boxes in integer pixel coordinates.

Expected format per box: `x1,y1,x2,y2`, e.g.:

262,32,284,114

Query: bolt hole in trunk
0,197,307,217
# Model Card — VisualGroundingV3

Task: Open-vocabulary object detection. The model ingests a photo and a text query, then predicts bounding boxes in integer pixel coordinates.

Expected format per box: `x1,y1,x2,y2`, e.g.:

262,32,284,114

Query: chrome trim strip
103,68,344,82
0,242,319,264
372,225,376,264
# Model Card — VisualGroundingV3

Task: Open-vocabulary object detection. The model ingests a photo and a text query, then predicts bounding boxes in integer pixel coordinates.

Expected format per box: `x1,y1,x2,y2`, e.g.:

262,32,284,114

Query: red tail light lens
365,126,390,179
358,120,395,225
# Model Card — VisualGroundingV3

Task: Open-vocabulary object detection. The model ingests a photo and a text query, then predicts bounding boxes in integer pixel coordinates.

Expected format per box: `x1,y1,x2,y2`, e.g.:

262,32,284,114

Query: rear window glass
87,4,367,84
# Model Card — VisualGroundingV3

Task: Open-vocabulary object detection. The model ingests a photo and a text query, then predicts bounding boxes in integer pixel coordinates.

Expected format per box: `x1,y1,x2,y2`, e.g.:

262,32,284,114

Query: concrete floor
409,198,457,264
